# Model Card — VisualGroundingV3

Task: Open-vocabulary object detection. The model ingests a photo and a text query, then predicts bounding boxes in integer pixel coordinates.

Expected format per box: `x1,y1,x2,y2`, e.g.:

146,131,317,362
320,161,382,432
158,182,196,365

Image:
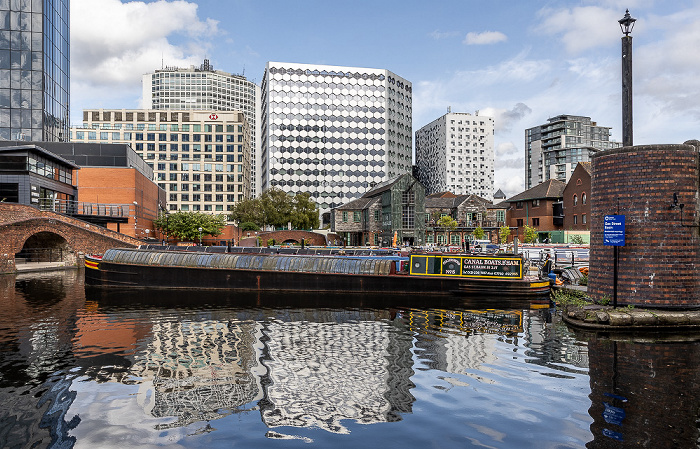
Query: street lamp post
619,9,636,147
133,201,138,238
198,227,203,246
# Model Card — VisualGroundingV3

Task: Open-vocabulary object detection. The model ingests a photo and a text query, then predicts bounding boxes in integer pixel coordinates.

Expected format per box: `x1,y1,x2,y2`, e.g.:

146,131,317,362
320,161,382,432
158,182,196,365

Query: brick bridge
0,203,139,274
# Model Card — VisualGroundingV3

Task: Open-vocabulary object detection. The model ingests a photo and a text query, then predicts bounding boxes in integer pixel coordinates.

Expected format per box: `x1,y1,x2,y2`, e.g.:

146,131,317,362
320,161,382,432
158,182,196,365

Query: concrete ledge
563,304,700,331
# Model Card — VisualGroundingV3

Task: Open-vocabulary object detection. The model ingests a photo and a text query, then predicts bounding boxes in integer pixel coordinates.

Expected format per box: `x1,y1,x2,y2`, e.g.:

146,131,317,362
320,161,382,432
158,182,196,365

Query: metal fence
15,247,65,263
38,198,130,218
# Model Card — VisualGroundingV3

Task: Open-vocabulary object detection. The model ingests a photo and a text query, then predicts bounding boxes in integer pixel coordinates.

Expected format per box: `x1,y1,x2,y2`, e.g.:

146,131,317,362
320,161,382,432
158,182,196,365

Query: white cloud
71,0,218,93
534,6,621,53
463,31,507,45
429,29,460,40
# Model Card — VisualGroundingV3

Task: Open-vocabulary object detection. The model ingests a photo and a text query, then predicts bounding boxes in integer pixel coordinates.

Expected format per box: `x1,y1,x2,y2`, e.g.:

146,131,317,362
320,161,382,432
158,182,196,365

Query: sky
70,0,700,197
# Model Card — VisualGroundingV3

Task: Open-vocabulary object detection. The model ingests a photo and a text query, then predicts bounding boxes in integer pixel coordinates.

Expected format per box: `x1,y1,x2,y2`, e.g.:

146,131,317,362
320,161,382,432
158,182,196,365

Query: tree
154,211,226,242
472,226,485,240
523,225,538,243
229,198,264,227
437,215,458,245
239,221,260,232
290,192,320,230
259,188,293,228
499,225,511,244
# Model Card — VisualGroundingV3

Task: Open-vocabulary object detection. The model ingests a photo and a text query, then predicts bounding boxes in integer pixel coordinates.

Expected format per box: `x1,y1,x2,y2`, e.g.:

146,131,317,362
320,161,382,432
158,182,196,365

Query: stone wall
589,143,700,308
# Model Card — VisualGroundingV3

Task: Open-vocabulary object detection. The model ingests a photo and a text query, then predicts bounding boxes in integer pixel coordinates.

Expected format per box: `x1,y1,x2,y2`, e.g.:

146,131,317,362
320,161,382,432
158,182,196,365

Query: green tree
499,225,511,244
239,221,260,232
259,188,293,228
229,198,264,227
154,211,226,242
290,192,320,230
570,234,584,244
523,225,538,243
436,215,458,230
472,226,485,240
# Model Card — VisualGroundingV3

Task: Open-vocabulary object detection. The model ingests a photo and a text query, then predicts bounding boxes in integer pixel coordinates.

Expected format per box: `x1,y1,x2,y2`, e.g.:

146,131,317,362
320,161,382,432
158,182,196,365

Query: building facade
0,0,70,142
142,60,261,197
415,111,495,200
525,115,620,189
562,162,591,231
505,179,566,242
261,62,413,224
71,109,251,214
424,192,506,245
332,174,425,247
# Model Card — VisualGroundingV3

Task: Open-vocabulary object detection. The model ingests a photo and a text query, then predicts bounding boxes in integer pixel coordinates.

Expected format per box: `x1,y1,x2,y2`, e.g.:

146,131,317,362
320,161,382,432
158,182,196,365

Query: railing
427,220,506,229
15,247,65,263
37,198,130,218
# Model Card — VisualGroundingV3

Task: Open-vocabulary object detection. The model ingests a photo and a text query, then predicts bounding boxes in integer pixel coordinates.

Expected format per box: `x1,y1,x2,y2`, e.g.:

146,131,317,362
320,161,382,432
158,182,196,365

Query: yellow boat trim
85,260,100,270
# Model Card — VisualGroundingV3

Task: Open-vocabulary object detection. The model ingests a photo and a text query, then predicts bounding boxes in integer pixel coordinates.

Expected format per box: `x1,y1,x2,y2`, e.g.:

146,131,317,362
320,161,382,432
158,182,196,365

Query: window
496,210,505,222
573,195,578,206
353,211,361,222
532,199,540,207
516,219,524,227
516,201,523,209
573,215,578,225
582,193,587,205
582,214,587,224
342,211,348,222
532,218,539,226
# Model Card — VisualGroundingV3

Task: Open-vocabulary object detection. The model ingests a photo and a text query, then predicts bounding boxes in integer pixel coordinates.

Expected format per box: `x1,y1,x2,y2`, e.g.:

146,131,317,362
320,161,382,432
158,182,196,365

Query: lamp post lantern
619,9,636,147
198,227,203,246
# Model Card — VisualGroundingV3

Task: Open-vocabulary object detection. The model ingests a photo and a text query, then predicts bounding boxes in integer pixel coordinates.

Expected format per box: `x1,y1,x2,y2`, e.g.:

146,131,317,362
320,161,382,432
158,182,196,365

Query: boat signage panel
409,255,523,280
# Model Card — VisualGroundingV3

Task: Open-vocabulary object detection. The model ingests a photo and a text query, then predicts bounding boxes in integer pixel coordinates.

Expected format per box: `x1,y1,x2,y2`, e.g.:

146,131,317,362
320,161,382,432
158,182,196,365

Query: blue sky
70,0,700,196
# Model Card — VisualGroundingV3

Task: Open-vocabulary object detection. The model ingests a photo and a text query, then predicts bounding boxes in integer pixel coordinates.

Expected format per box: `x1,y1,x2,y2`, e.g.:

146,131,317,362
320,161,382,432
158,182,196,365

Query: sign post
604,215,626,308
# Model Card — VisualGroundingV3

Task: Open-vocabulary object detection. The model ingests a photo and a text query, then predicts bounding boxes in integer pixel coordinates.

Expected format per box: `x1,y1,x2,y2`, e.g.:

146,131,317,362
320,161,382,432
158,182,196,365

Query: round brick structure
589,142,700,308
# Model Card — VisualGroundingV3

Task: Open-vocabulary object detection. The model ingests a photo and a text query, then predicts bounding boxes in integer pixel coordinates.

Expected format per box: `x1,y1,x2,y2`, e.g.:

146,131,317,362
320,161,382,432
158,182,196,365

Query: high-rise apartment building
0,0,70,141
71,109,251,213
415,111,495,200
525,114,621,189
142,60,261,197
260,62,413,223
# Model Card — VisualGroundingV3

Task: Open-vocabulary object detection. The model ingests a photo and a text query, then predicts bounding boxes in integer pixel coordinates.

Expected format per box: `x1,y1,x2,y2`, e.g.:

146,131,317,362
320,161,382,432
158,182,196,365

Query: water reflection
583,332,700,448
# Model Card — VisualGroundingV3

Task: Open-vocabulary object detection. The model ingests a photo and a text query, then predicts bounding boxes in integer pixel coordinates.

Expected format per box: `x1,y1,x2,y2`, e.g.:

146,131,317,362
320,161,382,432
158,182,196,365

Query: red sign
209,113,218,120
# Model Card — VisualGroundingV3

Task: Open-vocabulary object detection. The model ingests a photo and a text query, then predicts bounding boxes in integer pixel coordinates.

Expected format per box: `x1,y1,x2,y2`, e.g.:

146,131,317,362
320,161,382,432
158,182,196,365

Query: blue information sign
604,215,625,246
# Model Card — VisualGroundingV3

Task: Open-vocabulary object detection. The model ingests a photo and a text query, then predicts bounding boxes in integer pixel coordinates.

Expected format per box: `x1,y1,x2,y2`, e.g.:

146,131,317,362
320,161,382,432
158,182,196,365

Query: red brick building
562,162,591,230
505,179,565,242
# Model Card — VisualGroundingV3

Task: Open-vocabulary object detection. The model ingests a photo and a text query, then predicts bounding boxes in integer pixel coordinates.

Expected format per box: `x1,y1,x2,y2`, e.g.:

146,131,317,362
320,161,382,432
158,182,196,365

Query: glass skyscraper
0,0,70,142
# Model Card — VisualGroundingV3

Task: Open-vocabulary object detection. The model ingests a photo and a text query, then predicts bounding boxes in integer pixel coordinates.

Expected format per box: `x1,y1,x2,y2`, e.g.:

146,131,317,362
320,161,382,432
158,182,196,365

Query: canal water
0,270,698,448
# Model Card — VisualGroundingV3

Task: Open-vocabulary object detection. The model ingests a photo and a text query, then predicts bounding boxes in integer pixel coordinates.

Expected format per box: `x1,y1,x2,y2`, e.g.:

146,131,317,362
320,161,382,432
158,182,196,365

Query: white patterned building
415,111,495,200
260,62,413,224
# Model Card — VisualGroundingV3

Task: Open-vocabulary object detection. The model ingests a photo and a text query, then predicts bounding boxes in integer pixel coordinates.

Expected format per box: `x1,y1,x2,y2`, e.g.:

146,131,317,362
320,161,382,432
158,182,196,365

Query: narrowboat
84,247,551,299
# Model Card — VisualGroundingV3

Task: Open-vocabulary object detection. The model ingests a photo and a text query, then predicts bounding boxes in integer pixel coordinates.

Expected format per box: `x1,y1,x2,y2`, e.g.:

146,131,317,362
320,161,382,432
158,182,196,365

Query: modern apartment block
0,0,70,142
525,114,621,189
415,111,495,200
142,60,261,197
70,109,251,213
260,61,413,224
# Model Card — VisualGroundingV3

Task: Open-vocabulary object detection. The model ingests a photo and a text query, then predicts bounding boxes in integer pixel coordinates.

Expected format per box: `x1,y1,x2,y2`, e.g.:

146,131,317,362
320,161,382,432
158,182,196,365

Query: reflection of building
0,0,70,142
586,336,700,448
129,319,265,429
260,317,415,433
522,310,589,370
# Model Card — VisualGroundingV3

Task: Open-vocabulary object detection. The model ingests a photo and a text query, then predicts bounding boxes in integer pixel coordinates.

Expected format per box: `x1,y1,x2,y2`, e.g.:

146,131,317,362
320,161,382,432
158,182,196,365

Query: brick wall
589,143,700,308
0,203,139,273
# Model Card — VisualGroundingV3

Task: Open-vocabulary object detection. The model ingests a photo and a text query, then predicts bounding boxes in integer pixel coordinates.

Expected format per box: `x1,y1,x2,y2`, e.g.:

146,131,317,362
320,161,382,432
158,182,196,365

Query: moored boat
84,248,551,299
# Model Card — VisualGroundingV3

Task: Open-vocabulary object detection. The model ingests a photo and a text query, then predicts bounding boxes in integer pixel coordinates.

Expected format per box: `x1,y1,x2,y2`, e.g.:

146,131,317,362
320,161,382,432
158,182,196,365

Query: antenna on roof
242,65,245,77
161,53,164,69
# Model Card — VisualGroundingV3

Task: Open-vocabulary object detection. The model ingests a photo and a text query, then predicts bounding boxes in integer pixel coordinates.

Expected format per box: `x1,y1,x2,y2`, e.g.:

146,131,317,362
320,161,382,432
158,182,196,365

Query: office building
525,114,621,189
0,0,70,141
71,109,251,213
143,60,261,197
261,61,413,224
415,111,494,200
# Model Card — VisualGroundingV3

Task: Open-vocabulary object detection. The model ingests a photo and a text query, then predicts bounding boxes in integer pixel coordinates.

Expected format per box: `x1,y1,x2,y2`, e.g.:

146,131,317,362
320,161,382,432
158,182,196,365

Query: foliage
436,215,458,230
228,188,319,230
472,226,485,240
597,294,610,305
498,225,511,243
154,211,226,242
578,274,588,286
551,288,591,307
267,238,275,247
570,234,584,244
523,225,538,243
239,221,260,232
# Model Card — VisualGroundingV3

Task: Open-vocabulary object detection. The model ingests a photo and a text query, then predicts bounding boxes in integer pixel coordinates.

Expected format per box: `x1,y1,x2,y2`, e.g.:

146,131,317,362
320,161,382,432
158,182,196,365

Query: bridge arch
16,231,76,265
